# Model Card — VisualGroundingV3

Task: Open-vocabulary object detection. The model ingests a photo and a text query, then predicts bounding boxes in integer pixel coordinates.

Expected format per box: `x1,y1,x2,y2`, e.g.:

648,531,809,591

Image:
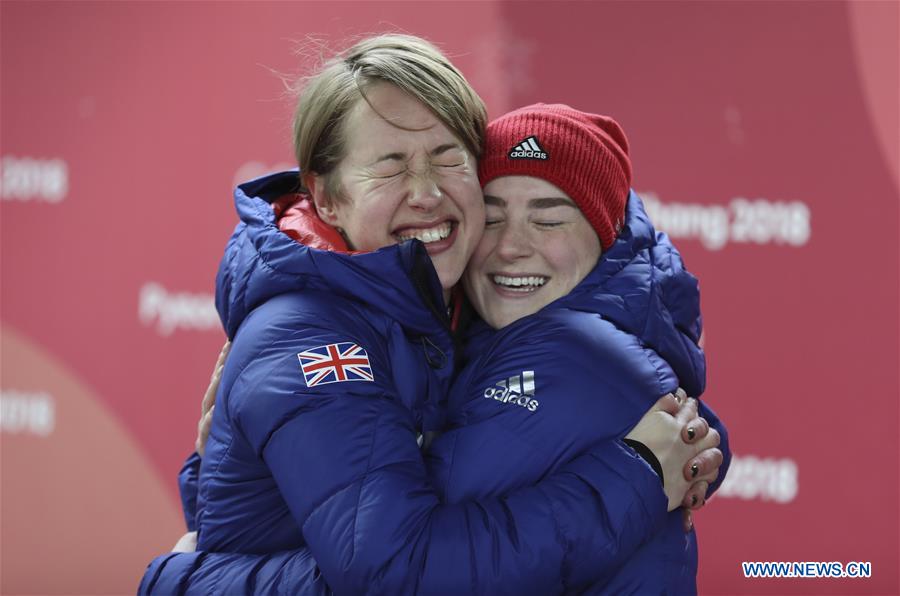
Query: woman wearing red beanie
460,103,731,592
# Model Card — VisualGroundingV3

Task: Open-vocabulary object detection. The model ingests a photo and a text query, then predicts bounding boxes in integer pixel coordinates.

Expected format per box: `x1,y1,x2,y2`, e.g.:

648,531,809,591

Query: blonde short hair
292,34,487,200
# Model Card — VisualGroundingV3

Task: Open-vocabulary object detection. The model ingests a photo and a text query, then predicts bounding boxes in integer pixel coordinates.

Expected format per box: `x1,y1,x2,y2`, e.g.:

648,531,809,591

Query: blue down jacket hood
559,189,706,397
215,170,448,343
458,189,707,403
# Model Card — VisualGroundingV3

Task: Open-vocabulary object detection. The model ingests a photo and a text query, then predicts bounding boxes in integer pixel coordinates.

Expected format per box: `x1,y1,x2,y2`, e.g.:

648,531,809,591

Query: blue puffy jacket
139,173,676,595
427,191,730,593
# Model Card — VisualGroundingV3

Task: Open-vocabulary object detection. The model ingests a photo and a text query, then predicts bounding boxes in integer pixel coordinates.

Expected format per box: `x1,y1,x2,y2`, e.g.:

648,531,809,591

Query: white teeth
492,275,548,290
396,222,452,244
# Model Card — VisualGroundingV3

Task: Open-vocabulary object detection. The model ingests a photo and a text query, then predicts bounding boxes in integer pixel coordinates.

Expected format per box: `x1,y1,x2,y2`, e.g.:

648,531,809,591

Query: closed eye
373,170,404,179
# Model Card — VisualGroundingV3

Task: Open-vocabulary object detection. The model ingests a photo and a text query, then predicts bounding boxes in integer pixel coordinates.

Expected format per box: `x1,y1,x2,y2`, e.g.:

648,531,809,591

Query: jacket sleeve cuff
621,438,664,487
177,451,202,531
697,400,731,497
138,552,206,595
138,550,329,596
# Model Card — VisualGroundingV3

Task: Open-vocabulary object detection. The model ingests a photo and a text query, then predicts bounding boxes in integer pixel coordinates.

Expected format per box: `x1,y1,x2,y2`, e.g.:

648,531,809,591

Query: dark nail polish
687,427,696,440
691,494,698,506
691,463,699,478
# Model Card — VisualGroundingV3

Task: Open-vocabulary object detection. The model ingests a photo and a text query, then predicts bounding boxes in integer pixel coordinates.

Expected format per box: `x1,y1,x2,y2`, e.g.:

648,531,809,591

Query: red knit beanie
478,103,632,250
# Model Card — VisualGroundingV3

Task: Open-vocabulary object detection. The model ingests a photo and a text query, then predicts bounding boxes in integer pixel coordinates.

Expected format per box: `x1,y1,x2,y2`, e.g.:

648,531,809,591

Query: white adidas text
483,370,539,412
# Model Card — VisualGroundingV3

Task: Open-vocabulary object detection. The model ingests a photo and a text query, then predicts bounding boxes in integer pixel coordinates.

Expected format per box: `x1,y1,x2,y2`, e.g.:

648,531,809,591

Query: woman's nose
406,171,442,211
495,224,533,261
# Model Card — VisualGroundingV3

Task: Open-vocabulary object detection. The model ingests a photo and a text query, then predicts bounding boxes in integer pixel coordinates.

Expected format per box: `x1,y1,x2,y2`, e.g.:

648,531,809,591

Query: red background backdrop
2,2,897,594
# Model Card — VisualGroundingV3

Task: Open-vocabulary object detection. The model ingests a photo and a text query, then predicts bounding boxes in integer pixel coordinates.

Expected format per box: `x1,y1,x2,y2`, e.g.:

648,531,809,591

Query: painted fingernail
691,463,699,478
691,494,698,506
687,427,696,440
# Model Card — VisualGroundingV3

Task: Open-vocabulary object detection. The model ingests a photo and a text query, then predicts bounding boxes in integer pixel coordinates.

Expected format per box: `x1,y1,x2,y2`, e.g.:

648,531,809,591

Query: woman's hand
195,341,230,457
676,392,723,530
625,393,720,512
172,531,198,552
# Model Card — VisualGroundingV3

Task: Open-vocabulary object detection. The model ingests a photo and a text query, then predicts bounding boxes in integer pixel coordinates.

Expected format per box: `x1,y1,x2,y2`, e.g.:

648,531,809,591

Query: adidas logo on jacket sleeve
483,370,539,412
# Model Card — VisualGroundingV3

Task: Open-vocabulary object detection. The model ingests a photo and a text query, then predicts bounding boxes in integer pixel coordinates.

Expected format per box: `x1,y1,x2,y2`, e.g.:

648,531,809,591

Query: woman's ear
304,172,341,227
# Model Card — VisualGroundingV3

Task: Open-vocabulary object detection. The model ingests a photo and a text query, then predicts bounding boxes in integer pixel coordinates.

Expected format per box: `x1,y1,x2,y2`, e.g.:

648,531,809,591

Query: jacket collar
216,170,450,343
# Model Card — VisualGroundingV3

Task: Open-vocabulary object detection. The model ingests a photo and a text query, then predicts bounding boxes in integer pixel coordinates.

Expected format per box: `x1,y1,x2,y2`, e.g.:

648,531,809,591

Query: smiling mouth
394,221,453,244
492,275,548,293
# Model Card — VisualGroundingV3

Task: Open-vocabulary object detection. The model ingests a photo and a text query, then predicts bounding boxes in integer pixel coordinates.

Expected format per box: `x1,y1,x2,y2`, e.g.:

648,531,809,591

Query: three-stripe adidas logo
508,136,549,160
483,370,540,412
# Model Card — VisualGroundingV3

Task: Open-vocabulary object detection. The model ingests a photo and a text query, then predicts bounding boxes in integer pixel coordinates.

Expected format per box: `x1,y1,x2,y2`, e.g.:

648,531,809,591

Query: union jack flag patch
297,342,375,387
